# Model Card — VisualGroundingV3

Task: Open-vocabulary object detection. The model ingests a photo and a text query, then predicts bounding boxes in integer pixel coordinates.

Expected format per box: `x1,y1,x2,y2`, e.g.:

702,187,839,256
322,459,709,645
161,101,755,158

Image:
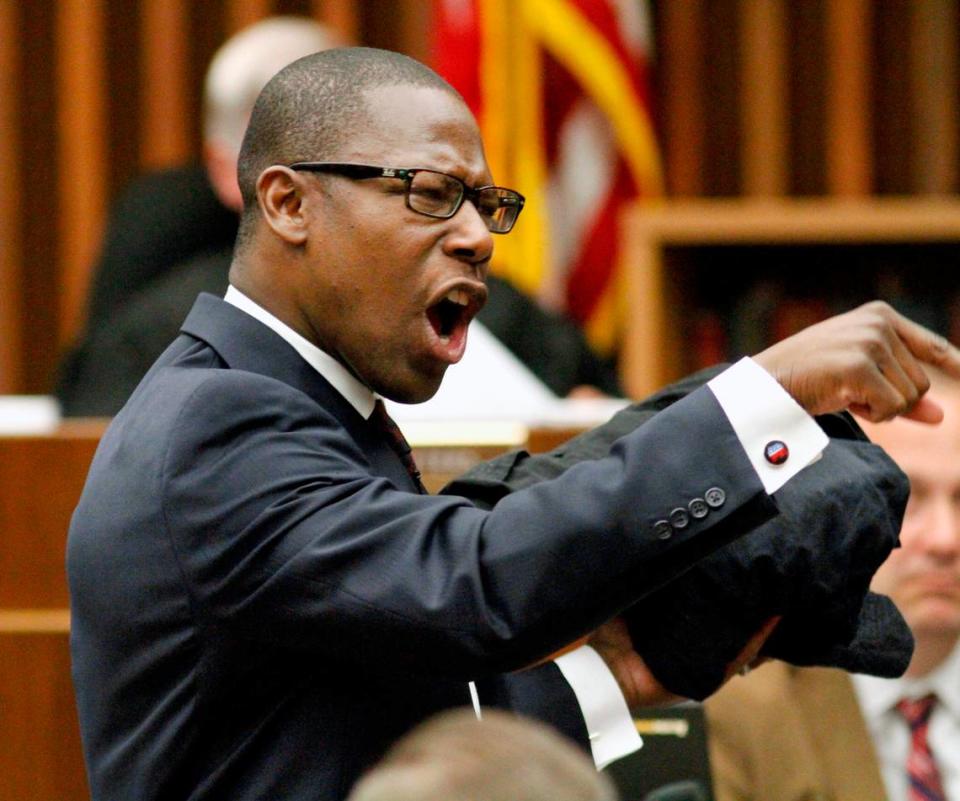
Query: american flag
434,0,663,356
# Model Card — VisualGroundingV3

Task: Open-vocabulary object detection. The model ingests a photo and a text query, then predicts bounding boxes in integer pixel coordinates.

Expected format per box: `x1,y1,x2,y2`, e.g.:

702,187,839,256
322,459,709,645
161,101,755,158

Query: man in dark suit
67,47,960,801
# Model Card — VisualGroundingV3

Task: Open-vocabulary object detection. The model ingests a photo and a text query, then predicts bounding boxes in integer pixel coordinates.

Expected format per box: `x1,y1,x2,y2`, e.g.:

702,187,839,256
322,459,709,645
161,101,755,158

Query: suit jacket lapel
179,293,418,492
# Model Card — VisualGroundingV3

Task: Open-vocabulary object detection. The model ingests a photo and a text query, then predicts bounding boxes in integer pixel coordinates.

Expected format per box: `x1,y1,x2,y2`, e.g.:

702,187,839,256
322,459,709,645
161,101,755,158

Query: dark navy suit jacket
67,294,774,801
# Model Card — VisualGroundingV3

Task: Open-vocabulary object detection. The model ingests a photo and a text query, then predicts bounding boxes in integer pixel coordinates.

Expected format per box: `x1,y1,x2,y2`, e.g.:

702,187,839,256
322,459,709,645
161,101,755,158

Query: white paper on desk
385,322,630,427
0,395,61,434
385,322,558,424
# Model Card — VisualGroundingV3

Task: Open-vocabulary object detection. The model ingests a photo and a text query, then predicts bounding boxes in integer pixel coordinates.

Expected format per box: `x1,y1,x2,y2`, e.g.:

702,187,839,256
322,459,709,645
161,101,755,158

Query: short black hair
235,47,461,247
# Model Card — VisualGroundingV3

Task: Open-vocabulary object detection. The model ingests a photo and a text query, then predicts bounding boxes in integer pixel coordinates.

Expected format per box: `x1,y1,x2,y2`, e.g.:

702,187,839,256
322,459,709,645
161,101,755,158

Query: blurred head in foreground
346,708,618,801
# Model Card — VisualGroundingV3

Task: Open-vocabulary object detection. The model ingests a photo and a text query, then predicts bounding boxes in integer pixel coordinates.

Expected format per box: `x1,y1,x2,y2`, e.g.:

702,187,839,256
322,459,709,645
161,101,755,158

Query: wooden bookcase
620,198,960,398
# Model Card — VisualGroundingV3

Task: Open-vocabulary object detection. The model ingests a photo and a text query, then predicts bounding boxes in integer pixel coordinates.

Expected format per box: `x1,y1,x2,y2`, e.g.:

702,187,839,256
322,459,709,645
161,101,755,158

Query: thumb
850,395,944,425
901,394,944,424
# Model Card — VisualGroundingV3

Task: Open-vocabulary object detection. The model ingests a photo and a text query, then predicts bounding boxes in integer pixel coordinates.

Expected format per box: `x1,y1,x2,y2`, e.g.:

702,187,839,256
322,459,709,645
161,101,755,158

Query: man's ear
256,166,309,246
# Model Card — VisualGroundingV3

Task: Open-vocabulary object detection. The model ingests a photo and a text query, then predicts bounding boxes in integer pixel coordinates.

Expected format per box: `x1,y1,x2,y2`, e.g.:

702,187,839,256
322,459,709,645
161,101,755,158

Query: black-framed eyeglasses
288,162,525,234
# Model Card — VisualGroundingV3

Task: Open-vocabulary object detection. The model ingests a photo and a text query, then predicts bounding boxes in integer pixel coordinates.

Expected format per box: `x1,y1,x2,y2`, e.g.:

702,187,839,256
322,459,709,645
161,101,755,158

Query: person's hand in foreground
587,615,781,711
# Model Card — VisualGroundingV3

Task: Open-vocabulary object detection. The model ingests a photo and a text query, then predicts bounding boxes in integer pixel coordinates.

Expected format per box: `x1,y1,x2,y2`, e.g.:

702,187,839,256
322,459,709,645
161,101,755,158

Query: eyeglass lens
407,171,520,233
407,171,458,217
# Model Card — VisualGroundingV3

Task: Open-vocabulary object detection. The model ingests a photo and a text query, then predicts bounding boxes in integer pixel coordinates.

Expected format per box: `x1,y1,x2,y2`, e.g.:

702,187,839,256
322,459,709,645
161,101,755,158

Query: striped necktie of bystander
896,694,946,801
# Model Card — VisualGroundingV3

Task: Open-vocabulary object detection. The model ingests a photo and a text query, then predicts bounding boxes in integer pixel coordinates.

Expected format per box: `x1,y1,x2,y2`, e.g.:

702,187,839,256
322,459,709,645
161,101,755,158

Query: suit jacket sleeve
441,367,755,595
442,367,727,506
154,366,775,679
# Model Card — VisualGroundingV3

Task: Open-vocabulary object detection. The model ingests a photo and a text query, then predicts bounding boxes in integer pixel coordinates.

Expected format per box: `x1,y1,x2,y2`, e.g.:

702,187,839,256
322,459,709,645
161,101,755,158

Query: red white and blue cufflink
764,440,789,465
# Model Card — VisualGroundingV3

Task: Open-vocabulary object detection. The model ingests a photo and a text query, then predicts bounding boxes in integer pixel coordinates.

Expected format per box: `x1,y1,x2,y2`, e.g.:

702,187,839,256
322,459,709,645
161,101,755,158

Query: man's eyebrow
434,159,492,186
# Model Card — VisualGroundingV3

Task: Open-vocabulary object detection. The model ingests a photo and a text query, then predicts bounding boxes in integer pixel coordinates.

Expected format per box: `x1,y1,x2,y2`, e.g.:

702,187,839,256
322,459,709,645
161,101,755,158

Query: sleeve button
653,520,673,540
688,498,709,519
705,487,726,508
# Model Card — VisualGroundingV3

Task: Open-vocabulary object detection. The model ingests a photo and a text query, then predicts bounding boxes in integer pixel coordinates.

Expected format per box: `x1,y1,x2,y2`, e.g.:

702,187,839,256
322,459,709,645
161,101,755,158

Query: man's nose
919,495,960,558
443,199,494,273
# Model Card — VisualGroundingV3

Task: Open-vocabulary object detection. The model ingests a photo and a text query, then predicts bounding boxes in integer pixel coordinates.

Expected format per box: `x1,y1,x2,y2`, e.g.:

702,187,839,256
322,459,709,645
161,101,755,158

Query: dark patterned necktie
896,694,946,801
369,400,427,494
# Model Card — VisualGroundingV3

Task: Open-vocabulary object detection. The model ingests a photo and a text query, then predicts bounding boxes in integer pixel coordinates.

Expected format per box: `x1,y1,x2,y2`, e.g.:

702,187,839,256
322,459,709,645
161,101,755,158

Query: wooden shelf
620,198,960,397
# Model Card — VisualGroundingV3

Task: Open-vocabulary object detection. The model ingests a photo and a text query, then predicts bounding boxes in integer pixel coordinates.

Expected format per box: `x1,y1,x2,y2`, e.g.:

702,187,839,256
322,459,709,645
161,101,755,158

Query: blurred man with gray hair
57,16,342,415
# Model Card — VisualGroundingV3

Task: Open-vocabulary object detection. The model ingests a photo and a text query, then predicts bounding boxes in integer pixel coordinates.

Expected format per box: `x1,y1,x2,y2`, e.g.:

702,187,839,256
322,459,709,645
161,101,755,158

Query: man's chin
905,601,960,637
377,370,446,405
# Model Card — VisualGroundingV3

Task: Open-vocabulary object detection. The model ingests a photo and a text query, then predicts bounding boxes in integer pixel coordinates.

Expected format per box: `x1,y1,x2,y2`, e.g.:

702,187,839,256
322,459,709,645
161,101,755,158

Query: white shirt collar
224,285,376,419
853,636,960,721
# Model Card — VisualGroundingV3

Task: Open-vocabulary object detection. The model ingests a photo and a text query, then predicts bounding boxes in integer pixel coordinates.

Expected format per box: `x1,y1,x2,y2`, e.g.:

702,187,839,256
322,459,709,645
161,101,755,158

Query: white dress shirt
853,640,960,801
225,286,828,768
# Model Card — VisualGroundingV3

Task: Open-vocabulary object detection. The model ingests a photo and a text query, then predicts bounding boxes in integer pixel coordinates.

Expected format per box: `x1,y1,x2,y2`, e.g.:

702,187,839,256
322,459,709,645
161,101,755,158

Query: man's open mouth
426,287,484,343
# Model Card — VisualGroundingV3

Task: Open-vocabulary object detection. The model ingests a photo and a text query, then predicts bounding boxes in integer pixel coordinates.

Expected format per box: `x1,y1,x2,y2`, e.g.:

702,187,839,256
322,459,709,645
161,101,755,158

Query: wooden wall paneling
908,0,958,195
0,427,103,609
0,632,88,801
656,0,706,196
274,0,314,16
394,0,431,62
19,1,60,394
825,0,872,196
187,2,230,157
739,0,788,196
0,425,104,801
315,0,359,43
359,0,430,59
702,0,741,196
141,0,192,171
871,1,912,194
56,0,108,353
0,2,22,393
226,0,272,35
104,0,145,201
786,0,827,195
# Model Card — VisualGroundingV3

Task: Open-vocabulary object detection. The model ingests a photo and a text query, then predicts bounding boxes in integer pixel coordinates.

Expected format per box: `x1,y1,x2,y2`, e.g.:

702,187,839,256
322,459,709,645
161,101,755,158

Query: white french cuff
555,645,643,769
708,357,829,495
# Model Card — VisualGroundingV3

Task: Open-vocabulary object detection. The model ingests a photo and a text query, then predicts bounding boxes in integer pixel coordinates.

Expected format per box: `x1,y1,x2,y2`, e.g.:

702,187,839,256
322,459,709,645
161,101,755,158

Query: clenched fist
754,301,960,423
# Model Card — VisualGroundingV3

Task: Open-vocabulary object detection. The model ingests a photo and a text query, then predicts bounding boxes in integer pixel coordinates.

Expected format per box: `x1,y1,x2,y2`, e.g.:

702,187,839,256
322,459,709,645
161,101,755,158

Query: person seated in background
55,17,619,418
346,708,619,801
55,16,342,417
704,369,960,801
